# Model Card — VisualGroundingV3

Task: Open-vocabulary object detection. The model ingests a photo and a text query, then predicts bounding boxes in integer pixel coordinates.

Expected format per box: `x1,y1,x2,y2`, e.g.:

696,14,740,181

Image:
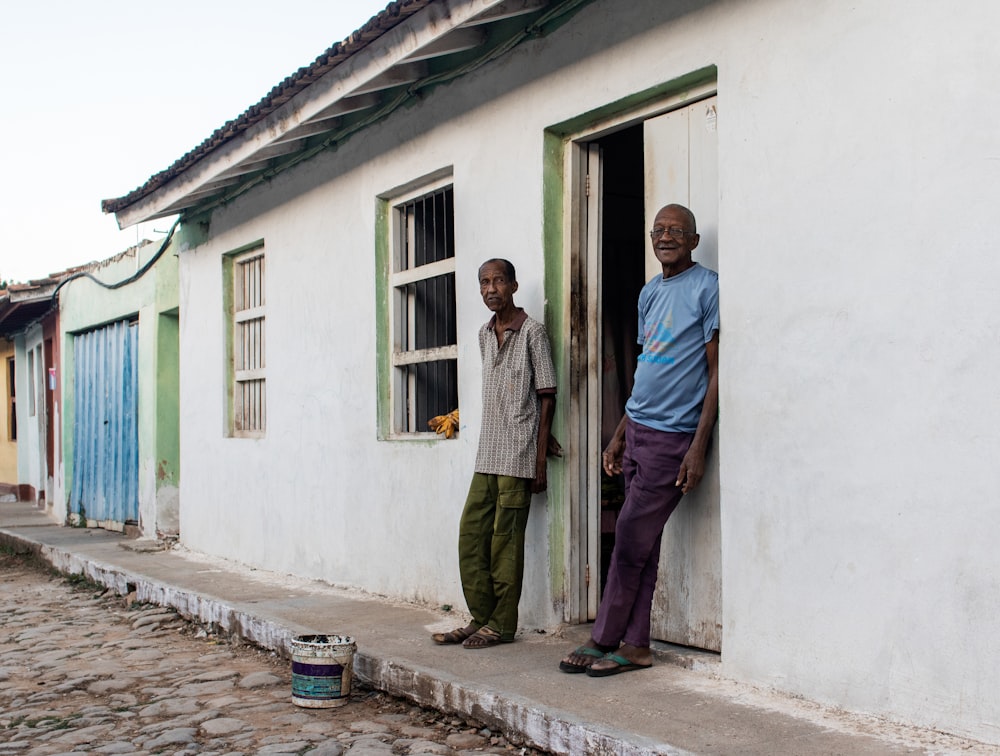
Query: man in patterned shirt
560,203,719,676
432,258,558,649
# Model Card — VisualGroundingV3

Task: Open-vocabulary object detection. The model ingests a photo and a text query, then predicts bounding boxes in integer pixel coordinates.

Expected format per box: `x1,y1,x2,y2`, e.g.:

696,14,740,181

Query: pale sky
0,0,392,284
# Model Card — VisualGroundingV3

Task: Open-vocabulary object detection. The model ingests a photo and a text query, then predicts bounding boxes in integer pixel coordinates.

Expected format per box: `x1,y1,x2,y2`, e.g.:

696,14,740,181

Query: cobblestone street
0,552,546,756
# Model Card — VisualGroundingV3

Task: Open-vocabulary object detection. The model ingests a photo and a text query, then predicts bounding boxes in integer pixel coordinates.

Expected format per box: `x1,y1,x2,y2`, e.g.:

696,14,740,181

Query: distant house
102,0,1000,746
0,278,63,510
57,239,180,536
0,240,180,534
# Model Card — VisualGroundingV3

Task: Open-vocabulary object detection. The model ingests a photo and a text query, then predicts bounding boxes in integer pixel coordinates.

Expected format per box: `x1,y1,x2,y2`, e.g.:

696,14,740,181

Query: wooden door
643,96,722,651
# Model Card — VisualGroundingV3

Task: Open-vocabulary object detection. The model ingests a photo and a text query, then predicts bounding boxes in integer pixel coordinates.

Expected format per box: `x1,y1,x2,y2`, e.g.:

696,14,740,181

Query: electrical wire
50,218,180,302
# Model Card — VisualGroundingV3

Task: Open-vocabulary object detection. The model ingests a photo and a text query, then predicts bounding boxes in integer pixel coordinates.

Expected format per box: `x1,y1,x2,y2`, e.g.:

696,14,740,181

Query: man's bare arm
533,394,557,494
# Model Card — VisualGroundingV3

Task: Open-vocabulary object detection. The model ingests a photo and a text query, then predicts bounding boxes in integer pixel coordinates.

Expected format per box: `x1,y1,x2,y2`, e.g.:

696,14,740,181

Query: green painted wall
542,130,569,605
374,198,391,440
156,312,180,487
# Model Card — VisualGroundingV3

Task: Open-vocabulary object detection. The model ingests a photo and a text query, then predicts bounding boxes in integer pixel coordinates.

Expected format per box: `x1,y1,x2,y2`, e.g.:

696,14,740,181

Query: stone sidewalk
1,502,993,755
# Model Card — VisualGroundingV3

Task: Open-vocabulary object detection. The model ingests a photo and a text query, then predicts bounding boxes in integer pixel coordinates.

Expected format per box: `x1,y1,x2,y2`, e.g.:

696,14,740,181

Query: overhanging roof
0,281,60,337
103,0,583,229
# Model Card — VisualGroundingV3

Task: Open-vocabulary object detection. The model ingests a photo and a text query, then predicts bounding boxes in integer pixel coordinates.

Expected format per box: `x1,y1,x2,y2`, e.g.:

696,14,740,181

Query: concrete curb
358,654,691,755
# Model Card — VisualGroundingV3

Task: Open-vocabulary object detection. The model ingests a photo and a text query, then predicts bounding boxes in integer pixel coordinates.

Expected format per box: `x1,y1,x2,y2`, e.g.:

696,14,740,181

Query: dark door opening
593,124,646,592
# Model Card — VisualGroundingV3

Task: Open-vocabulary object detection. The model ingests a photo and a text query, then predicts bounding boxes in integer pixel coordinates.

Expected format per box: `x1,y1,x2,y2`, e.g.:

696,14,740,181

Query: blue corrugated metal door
70,320,139,524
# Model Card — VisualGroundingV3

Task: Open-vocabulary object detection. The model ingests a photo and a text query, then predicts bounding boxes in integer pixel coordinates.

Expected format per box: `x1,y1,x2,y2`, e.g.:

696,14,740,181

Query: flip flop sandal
462,625,503,649
431,624,478,645
585,653,653,677
559,646,606,674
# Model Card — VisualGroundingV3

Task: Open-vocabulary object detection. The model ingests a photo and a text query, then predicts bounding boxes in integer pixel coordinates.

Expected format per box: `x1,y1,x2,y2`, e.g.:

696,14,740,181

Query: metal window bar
393,186,457,433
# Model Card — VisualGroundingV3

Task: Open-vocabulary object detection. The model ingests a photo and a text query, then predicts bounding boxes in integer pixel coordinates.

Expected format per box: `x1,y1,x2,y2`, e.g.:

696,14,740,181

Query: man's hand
602,435,625,477
675,447,706,494
547,434,563,457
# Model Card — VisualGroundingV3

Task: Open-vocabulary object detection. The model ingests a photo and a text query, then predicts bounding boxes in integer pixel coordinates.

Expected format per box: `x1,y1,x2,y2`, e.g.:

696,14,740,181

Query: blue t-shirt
625,263,719,434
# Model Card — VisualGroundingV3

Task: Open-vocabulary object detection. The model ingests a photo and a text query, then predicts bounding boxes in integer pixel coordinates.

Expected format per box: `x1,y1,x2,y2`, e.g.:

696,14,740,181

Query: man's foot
559,640,617,673
586,644,653,677
462,625,503,649
431,623,479,645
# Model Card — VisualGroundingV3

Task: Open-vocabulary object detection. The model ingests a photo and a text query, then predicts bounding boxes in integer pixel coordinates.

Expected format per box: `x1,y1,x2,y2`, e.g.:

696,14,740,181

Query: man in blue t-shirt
560,203,719,677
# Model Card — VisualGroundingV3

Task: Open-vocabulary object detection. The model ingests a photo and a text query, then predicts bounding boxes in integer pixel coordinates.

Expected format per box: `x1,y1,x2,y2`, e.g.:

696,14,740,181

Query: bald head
650,204,700,276
657,204,697,234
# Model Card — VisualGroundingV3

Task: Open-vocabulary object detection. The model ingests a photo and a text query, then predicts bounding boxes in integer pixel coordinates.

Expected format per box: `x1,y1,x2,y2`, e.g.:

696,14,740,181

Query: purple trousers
592,419,693,649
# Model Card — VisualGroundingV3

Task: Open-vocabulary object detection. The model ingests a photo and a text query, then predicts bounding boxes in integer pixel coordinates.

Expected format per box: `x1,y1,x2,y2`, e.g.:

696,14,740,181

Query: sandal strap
601,653,632,667
574,646,606,659
462,625,503,647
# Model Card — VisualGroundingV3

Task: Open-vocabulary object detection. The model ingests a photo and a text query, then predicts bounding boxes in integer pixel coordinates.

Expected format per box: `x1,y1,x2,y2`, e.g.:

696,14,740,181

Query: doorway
576,95,721,651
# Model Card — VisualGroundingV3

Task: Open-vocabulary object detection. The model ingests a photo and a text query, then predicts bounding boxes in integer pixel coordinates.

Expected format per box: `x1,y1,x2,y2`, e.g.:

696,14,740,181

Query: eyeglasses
649,226,694,240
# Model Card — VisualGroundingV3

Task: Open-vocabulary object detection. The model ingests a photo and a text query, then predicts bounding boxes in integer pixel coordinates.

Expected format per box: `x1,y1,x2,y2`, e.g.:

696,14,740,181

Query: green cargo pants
457,473,532,642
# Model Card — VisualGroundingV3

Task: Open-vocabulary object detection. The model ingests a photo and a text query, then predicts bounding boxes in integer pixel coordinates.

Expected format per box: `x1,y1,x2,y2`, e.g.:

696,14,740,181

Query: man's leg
620,530,665,648
592,422,692,648
458,473,499,628
485,475,531,641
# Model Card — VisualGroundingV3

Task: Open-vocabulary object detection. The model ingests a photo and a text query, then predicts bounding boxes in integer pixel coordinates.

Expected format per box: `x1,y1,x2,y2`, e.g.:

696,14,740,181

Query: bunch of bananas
428,409,460,438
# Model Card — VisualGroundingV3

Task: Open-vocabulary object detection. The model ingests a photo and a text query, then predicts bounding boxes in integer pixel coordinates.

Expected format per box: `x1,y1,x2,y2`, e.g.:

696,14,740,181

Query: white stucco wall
174,0,1000,743
715,1,1000,743
177,113,555,613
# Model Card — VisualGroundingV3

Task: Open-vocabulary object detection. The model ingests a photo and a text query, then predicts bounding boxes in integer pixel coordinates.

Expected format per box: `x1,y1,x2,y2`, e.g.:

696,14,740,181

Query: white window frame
231,247,266,438
389,177,458,436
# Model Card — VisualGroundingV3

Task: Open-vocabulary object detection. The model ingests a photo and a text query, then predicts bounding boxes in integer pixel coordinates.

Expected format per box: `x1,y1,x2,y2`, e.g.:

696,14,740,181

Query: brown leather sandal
462,625,503,649
431,623,478,645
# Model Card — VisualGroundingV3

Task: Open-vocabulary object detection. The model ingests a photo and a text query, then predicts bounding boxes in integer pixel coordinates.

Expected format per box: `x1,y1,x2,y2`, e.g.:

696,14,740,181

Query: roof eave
108,0,549,229
0,288,58,338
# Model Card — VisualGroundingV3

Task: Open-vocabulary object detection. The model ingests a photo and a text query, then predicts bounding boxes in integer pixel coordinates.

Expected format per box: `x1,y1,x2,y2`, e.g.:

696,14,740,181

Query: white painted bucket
290,634,356,708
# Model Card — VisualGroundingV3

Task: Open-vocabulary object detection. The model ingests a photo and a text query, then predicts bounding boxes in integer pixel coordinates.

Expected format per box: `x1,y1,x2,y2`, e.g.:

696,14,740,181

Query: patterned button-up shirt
475,308,557,479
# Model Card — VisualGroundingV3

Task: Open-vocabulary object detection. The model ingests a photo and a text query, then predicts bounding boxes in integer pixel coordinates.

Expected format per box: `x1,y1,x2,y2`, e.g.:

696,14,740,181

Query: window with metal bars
391,183,458,434
232,249,266,437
